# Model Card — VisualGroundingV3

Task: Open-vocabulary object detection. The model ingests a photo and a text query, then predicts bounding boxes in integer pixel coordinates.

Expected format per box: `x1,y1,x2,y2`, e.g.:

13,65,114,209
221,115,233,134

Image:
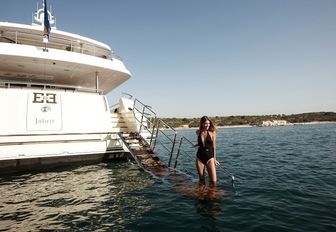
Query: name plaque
27,92,62,131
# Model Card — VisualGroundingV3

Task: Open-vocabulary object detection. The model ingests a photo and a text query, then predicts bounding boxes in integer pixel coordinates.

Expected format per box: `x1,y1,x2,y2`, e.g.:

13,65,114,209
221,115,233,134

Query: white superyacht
0,1,171,173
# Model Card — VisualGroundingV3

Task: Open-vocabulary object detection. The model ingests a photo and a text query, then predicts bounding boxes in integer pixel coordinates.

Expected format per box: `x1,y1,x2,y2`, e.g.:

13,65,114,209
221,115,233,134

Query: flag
43,0,51,38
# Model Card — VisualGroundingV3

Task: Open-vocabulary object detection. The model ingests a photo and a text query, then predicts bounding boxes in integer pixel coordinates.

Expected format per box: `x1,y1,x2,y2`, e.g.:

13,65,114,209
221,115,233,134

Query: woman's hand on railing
215,160,220,166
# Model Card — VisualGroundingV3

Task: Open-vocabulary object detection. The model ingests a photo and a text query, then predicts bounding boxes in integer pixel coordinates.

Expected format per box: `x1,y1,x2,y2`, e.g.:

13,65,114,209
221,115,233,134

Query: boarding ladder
111,95,177,172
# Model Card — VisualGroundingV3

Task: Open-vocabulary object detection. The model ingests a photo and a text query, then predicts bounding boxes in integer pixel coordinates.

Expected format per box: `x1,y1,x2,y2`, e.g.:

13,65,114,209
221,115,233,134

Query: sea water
0,123,335,231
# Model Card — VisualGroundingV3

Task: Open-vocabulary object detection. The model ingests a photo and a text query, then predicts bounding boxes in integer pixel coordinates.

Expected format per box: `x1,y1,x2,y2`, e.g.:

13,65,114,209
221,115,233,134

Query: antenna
32,0,57,29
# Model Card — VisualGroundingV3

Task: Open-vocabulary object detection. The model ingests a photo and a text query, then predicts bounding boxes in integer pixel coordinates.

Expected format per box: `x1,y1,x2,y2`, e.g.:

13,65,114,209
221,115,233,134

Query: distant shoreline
173,121,336,130
162,112,336,129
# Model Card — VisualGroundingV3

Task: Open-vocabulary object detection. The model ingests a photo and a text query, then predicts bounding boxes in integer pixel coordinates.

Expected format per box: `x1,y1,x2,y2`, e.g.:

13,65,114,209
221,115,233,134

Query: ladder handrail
132,100,156,137
131,98,177,167
134,99,157,116
174,136,196,169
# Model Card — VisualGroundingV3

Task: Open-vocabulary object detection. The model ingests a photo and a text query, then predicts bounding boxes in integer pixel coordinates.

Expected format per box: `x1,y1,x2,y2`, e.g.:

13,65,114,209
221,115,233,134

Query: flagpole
43,0,51,51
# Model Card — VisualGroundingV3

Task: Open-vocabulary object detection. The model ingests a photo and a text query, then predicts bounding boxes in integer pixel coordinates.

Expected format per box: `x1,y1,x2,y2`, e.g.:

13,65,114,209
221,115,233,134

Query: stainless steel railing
174,136,195,169
132,98,177,167
0,80,103,94
0,27,124,61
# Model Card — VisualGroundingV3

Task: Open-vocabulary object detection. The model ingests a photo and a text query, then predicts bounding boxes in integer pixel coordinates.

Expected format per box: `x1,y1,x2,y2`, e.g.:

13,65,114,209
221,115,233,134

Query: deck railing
0,27,121,60
0,80,103,94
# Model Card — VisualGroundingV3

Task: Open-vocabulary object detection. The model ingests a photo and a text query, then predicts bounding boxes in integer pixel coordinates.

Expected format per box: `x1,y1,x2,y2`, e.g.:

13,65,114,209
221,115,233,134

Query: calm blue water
1,123,335,231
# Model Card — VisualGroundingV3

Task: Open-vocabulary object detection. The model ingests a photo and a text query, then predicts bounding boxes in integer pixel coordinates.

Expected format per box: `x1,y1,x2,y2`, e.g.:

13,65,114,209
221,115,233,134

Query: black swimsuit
196,131,214,164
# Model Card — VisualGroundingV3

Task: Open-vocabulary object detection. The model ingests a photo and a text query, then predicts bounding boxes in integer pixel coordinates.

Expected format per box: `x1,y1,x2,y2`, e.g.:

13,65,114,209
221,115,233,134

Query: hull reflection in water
0,162,155,231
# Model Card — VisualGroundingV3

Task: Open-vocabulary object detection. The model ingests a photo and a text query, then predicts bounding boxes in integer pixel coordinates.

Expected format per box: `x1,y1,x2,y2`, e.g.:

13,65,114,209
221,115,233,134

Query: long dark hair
199,116,216,132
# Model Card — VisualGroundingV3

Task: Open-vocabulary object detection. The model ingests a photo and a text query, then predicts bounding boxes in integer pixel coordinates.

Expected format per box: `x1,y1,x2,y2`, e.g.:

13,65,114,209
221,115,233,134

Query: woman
195,116,219,185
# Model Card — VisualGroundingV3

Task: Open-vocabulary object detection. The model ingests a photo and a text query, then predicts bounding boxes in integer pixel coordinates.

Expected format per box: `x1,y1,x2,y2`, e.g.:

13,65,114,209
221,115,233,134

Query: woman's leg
206,158,217,185
196,158,206,184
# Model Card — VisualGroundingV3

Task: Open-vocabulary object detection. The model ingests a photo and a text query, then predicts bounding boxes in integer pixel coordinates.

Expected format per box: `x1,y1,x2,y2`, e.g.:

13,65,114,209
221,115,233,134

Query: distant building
259,120,290,127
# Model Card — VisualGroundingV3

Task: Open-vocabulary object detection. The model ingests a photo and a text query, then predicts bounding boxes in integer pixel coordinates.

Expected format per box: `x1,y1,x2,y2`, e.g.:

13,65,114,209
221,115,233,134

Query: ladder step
143,160,167,168
132,147,152,153
137,154,160,161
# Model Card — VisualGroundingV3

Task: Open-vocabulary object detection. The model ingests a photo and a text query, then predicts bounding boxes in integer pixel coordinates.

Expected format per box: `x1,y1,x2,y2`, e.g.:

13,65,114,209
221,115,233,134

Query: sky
1,0,336,117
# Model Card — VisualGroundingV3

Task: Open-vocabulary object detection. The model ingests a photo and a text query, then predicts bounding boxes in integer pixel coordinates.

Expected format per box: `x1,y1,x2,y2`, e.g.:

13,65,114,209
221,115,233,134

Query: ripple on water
1,124,336,231
0,162,156,231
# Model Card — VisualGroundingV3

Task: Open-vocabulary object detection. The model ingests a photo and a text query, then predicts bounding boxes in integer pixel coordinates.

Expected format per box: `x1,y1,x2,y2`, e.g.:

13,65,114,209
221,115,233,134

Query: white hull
0,88,112,134
0,86,143,173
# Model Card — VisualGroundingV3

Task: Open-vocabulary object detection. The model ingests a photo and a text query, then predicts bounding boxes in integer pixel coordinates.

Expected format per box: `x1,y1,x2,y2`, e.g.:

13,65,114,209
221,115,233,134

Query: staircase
110,97,175,174
109,109,166,171
110,113,128,133
117,132,167,171
104,112,129,156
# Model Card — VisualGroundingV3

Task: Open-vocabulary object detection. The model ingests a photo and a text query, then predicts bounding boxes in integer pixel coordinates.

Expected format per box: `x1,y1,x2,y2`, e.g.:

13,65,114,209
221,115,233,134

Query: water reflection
0,162,155,231
196,200,224,220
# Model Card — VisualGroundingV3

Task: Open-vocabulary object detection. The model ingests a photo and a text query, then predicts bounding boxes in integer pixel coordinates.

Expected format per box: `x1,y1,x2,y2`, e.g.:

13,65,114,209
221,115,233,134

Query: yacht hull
0,87,132,173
